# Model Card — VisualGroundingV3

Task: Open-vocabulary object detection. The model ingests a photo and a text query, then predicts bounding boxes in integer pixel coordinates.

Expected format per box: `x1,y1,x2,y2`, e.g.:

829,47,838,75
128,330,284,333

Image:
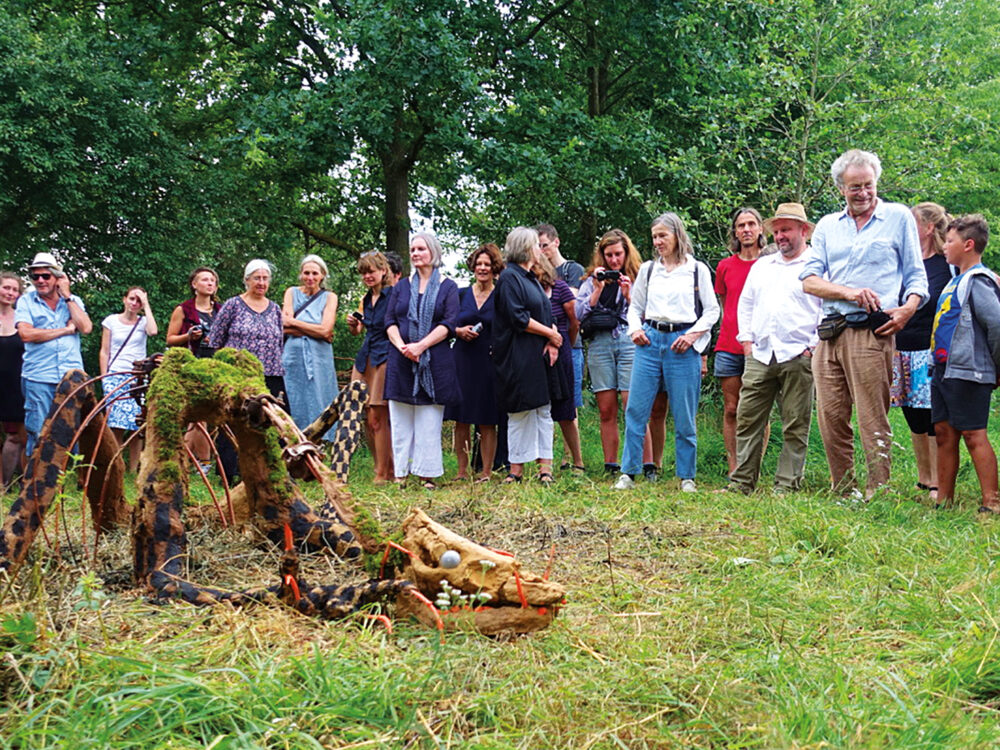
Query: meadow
2,399,1000,749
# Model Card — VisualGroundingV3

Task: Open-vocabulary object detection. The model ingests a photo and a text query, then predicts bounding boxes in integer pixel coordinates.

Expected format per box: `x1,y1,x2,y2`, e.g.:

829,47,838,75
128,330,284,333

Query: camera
596,269,621,283
351,311,364,322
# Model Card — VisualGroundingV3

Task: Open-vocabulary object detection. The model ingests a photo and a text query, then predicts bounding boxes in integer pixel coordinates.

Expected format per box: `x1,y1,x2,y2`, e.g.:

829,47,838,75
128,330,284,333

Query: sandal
916,482,939,493
978,505,1000,515
420,479,437,491
538,472,554,486
474,475,490,484
559,461,571,471
503,472,522,484
570,464,586,474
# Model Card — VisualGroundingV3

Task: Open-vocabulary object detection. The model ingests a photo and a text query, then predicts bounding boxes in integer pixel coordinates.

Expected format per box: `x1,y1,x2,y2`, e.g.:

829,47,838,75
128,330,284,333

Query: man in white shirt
728,204,822,494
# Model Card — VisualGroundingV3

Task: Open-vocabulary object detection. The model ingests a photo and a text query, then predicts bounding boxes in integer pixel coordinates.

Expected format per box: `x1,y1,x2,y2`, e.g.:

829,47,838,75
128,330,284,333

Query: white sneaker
680,479,697,493
613,474,634,490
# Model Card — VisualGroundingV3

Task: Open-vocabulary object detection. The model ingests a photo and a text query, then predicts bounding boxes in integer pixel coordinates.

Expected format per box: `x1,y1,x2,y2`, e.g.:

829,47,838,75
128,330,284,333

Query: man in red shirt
715,207,767,476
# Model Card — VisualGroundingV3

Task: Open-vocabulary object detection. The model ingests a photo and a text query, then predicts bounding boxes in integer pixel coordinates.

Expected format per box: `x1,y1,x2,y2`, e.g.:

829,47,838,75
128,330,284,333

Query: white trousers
507,405,554,464
388,401,444,478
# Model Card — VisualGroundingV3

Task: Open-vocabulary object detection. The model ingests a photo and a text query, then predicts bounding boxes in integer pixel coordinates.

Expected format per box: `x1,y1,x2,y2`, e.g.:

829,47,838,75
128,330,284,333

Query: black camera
596,269,621,283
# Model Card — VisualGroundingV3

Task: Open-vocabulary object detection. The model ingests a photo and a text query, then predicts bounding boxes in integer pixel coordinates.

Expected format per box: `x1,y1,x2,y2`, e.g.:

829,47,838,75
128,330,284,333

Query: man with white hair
800,149,928,497
15,252,93,456
729,203,822,494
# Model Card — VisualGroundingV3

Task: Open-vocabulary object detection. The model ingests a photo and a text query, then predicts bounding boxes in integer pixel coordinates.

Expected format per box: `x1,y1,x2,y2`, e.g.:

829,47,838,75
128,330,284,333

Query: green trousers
730,353,814,491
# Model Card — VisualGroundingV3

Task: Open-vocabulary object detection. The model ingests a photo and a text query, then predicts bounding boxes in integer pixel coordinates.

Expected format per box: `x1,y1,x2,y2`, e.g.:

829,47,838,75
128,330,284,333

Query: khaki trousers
731,353,814,491
813,328,894,493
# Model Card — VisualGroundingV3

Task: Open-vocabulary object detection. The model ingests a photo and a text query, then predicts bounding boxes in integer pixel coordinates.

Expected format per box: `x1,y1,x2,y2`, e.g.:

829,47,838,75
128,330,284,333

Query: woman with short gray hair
493,226,563,484
384,232,461,489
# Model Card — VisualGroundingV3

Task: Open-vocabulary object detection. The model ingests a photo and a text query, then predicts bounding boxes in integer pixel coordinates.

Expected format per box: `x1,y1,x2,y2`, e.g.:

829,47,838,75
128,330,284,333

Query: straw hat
27,252,63,273
762,203,815,236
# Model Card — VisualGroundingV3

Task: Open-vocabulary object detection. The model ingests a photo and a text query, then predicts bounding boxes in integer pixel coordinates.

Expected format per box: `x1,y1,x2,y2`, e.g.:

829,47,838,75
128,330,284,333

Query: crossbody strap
108,318,141,370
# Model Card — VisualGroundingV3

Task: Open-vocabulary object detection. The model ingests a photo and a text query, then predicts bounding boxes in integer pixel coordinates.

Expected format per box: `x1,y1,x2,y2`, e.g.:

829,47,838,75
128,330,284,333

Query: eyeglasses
845,183,875,195
30,273,53,280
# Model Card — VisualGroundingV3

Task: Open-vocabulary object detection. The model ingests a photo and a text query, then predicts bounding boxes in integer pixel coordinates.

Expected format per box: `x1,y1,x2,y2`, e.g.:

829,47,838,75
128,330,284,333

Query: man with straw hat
14,252,92,456
727,203,823,495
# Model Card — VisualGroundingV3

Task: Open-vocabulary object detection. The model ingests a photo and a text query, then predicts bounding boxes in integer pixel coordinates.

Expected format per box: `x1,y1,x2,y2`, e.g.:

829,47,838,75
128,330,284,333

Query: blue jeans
620,327,701,478
572,347,584,408
23,378,58,457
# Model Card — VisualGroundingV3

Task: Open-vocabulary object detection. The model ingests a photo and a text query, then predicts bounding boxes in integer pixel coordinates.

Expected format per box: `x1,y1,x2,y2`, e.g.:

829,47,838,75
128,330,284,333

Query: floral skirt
103,372,142,431
890,349,932,409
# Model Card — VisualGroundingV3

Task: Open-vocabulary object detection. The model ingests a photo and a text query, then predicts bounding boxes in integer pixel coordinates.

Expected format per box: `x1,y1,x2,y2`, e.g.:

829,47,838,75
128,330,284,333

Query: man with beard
728,204,822,494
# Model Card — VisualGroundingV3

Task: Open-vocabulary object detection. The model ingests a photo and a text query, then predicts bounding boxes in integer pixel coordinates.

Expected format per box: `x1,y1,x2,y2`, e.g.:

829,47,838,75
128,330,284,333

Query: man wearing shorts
715,207,766,475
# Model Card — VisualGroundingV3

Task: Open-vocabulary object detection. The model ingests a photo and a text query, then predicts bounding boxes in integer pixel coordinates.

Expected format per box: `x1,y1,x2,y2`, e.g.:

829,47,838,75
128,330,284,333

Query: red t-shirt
714,254,758,354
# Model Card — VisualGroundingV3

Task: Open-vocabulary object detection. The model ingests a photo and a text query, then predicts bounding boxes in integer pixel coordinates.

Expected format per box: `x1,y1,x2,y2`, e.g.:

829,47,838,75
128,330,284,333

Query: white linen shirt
627,256,720,354
737,249,823,365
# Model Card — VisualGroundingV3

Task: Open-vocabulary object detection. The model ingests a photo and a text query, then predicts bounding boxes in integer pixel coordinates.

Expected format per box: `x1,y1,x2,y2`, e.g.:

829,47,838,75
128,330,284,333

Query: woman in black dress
445,244,504,482
0,271,26,489
493,227,563,484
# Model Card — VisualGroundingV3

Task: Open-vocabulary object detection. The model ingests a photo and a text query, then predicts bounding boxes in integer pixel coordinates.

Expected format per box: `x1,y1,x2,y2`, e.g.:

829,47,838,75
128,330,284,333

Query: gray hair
650,212,694,259
504,226,540,265
243,258,273,285
299,253,329,279
831,149,882,188
411,232,444,268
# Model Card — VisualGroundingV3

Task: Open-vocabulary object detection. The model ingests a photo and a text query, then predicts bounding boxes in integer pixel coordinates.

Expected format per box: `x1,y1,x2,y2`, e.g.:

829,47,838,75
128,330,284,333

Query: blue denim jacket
800,199,928,316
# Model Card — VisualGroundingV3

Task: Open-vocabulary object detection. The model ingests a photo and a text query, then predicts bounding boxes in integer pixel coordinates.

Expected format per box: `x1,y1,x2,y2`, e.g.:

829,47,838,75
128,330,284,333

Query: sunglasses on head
30,272,53,280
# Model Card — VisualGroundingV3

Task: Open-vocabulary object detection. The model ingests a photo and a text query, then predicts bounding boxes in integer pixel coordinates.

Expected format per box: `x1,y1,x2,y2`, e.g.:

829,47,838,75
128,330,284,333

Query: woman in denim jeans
575,230,642,473
613,213,719,492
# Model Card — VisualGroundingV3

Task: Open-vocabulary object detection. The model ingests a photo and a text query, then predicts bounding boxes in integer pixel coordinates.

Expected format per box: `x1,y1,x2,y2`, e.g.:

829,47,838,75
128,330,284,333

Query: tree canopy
4,0,999,301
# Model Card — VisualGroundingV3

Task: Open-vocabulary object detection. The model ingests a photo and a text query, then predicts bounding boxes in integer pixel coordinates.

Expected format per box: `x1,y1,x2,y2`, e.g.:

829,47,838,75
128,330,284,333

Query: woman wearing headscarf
384,232,461,489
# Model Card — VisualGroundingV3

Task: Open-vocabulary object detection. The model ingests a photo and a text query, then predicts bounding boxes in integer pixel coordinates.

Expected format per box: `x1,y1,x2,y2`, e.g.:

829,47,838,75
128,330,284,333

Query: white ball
440,550,461,569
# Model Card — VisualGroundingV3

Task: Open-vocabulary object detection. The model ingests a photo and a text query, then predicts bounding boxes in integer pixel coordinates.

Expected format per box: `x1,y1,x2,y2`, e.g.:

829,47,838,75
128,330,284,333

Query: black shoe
643,463,659,482
604,462,621,474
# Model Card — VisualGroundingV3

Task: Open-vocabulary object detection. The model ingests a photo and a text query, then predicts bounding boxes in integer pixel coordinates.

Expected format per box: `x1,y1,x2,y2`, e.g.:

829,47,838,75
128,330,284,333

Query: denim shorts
587,329,635,392
713,350,745,378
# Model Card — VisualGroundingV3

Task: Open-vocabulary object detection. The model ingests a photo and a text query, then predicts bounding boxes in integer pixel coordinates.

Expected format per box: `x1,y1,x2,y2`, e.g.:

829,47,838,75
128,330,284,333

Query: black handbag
580,308,622,340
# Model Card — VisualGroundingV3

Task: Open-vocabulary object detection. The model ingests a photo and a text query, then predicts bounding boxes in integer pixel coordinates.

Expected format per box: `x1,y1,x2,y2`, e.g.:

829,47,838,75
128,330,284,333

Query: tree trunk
381,144,412,269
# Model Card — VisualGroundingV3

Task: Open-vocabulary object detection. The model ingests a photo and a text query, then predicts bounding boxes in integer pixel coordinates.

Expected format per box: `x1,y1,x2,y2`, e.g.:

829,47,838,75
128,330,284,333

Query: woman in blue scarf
384,232,461,489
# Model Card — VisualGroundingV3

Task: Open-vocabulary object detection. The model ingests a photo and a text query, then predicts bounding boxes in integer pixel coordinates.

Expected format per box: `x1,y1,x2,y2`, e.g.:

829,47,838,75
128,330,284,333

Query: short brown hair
948,214,989,254
467,243,504,277
534,223,558,240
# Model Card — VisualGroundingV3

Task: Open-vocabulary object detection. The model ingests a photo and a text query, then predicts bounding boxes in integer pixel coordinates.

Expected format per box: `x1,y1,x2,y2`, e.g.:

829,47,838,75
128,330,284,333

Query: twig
605,534,617,597
580,705,676,749
3,652,34,697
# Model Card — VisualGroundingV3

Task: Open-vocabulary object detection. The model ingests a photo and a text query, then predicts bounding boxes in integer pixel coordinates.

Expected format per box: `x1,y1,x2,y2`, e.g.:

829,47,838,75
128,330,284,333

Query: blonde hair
584,229,642,281
912,202,949,256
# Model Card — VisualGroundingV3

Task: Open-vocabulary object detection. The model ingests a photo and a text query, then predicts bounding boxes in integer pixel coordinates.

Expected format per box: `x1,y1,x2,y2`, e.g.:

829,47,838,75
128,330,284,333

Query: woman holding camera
575,229,642,473
166,267,225,473
614,213,719,492
282,254,339,437
445,244,504,482
348,251,394,483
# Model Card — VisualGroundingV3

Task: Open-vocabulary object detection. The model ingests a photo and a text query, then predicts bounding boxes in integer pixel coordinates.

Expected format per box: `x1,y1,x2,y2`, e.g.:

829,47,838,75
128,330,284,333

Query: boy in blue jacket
930,214,1000,513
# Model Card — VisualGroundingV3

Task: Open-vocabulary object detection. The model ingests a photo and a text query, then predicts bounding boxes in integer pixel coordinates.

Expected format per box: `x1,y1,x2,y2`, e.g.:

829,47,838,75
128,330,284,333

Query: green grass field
2,398,1000,748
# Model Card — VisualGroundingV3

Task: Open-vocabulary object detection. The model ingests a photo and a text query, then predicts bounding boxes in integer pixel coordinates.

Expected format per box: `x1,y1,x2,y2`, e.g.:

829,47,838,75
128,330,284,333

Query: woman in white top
613,213,719,492
100,287,158,473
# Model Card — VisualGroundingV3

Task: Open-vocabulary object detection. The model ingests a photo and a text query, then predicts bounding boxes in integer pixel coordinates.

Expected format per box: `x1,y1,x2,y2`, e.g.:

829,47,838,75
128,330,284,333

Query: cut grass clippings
1,405,1000,747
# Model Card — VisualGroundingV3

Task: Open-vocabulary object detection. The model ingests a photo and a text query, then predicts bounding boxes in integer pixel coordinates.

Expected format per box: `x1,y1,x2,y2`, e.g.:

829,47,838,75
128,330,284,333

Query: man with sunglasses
800,150,928,499
14,252,92,456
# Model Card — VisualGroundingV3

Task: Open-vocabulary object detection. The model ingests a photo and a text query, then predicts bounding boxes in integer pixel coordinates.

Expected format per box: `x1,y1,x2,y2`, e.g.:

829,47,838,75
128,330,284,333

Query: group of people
2,148,998,511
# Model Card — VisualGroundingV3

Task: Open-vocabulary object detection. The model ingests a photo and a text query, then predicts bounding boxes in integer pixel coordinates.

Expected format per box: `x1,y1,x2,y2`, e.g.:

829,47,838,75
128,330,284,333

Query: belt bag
817,314,846,341
580,308,622,340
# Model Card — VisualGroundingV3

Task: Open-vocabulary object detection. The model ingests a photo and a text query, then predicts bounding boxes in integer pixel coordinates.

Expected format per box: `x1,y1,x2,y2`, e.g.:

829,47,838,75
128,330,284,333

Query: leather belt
647,320,694,333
